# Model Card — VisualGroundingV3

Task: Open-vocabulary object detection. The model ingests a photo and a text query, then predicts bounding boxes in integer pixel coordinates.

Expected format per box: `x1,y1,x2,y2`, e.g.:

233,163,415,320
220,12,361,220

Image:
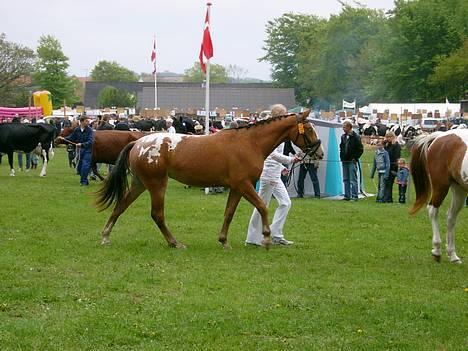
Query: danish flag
199,4,213,74
151,38,156,75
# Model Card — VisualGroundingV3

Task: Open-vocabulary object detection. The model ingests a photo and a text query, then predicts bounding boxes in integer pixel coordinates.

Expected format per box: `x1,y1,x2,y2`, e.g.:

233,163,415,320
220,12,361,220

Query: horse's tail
408,133,439,215
95,141,136,212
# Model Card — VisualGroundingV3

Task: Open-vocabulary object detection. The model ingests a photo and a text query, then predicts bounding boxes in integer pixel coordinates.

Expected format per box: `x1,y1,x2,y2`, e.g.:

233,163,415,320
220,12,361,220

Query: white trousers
245,179,292,245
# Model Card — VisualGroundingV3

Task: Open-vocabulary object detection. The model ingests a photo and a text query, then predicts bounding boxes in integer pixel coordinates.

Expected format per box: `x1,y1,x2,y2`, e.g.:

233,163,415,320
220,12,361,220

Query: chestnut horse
409,130,468,263
57,129,146,180
95,110,322,249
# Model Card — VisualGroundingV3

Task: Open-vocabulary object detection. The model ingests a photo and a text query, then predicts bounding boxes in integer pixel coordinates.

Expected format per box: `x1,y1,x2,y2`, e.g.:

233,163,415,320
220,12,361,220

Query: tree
90,61,138,82
0,33,35,105
366,0,465,102
183,62,228,83
34,35,77,108
428,40,468,102
226,64,248,82
260,13,323,100
298,6,385,107
98,85,136,108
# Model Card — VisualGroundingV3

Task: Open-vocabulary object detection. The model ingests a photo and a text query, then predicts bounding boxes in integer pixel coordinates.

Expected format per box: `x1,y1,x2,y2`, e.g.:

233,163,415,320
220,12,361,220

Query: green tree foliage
262,0,468,106
183,62,228,83
0,33,35,106
34,35,77,108
367,0,466,102
98,85,136,108
428,39,468,100
260,13,324,103
90,61,138,82
299,7,384,107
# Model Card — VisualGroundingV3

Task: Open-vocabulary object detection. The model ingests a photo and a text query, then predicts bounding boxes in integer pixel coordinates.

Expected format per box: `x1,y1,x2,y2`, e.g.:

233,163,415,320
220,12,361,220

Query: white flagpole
204,4,211,136
204,61,210,135
154,35,158,109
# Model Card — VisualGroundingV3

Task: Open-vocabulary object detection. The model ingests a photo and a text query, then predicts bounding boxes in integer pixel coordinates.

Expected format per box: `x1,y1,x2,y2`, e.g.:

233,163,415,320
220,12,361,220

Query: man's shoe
272,237,294,245
245,241,261,247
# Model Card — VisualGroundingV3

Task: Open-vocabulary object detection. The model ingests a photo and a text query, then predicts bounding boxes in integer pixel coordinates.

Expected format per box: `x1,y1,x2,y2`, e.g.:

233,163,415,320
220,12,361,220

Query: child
370,139,390,203
396,158,410,204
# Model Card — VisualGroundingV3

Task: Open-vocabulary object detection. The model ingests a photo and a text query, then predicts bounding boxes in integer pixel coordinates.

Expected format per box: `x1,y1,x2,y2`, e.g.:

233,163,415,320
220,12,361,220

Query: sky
1,0,395,81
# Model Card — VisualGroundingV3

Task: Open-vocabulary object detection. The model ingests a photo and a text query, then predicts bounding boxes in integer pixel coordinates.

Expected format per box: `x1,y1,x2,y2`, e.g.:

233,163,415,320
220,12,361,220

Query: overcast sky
2,0,395,81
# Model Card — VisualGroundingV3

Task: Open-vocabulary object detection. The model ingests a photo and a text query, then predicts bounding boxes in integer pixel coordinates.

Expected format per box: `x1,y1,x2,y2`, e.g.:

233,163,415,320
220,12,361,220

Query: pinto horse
409,130,468,263
95,110,322,249
57,129,147,180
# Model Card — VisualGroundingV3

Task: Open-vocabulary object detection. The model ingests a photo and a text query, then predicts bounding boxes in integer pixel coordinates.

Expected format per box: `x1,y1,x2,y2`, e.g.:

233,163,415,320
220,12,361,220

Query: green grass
0,148,467,350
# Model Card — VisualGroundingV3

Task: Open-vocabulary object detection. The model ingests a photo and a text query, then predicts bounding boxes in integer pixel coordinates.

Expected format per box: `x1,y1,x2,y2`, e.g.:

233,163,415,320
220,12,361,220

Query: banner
343,100,356,109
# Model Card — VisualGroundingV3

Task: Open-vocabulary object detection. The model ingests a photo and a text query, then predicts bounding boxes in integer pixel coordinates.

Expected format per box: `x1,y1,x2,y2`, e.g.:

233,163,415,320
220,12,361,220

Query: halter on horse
409,130,468,263
95,110,322,249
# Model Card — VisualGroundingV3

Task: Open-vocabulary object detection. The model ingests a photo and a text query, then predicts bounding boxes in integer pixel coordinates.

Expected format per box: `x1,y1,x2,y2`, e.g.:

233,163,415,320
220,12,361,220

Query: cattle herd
0,114,466,177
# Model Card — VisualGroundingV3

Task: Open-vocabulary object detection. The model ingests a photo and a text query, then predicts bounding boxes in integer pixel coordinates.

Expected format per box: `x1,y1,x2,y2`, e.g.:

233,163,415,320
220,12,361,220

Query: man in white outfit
245,104,299,246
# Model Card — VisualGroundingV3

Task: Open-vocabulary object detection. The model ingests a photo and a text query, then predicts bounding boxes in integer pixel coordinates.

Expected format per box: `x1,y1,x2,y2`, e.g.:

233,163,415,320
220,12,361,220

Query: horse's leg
39,148,48,177
239,182,272,249
101,177,145,245
92,162,104,181
427,183,450,262
147,177,185,248
8,152,14,176
218,189,242,250
446,185,466,264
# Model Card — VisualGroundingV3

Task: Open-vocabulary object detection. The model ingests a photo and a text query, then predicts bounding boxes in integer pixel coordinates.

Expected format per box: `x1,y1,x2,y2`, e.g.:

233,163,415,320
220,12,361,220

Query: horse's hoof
450,259,462,264
175,243,186,249
261,239,272,251
101,238,111,245
432,254,441,262
222,243,232,250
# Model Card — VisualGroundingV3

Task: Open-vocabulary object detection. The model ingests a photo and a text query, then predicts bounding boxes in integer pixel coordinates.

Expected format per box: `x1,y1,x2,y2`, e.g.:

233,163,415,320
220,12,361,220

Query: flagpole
204,3,212,136
204,2,212,195
154,35,158,109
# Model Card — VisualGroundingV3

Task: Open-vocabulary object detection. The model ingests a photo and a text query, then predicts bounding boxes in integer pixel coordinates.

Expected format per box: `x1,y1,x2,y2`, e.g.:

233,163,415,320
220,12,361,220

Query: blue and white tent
286,119,363,198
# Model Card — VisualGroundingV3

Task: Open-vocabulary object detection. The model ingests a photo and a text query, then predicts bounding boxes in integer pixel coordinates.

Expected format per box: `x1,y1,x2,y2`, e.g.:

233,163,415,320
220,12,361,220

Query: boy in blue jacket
396,158,410,204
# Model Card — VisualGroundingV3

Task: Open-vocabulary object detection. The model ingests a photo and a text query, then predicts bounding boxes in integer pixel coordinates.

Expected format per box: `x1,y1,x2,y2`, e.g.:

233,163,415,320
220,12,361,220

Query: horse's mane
224,113,294,131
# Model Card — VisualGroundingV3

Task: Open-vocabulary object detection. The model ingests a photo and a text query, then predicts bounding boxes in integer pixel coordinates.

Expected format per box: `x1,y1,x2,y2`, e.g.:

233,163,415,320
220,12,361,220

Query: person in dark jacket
58,116,94,186
383,131,401,203
97,114,114,130
339,120,363,201
114,115,130,131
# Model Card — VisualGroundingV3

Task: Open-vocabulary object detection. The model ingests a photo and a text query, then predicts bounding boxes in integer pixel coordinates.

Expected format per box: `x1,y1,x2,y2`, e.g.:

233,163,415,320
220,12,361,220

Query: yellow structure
33,91,53,116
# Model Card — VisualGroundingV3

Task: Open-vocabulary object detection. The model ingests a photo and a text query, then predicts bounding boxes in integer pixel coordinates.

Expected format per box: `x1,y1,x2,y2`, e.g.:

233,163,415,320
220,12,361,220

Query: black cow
0,123,55,176
134,119,166,132
173,116,196,134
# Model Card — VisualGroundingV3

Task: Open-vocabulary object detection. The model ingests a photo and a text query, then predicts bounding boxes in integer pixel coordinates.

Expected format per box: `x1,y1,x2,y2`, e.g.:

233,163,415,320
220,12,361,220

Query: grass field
0,147,467,350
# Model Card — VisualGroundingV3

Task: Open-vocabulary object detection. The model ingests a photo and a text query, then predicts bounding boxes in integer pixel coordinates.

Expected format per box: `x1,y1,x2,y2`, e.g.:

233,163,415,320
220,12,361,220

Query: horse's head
291,110,324,160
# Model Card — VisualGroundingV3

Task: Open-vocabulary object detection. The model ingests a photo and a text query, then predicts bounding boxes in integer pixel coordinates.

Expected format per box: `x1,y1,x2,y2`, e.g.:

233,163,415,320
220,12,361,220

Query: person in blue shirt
396,158,410,204
58,115,94,186
370,139,390,203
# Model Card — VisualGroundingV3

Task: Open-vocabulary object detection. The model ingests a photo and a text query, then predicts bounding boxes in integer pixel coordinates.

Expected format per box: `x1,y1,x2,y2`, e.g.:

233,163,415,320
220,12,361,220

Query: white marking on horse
434,130,468,184
138,133,187,164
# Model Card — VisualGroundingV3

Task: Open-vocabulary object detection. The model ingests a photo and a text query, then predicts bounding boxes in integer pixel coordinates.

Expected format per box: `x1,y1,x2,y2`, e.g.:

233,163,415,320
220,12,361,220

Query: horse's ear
301,109,311,120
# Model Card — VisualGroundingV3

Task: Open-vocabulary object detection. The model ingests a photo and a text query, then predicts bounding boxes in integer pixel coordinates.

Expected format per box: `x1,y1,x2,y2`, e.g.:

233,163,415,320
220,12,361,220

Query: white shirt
167,126,176,133
260,143,294,182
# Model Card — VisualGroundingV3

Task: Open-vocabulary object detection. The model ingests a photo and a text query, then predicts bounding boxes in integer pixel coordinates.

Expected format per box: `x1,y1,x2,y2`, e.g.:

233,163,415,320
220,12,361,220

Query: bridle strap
294,119,321,156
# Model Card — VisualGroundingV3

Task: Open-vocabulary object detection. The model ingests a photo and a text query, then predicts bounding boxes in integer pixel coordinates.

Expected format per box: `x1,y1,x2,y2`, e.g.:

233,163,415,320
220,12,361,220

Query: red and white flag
151,37,156,75
199,5,213,74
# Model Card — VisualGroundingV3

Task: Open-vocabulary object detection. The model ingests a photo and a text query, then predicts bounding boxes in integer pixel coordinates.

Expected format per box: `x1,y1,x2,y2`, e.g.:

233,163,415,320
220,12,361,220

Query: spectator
245,104,300,246
58,116,94,186
370,139,390,203
194,124,204,135
97,114,114,130
383,131,401,203
166,118,176,133
114,115,130,131
396,158,410,204
296,150,321,199
339,120,363,201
